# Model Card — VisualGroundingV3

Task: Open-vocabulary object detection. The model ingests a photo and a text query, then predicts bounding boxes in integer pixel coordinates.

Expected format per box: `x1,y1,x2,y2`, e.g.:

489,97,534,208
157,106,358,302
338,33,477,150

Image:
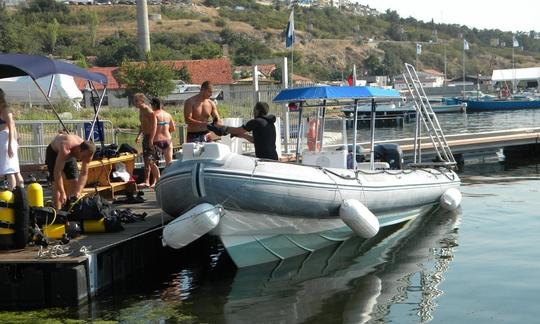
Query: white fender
440,188,462,211
339,199,379,238
162,203,222,249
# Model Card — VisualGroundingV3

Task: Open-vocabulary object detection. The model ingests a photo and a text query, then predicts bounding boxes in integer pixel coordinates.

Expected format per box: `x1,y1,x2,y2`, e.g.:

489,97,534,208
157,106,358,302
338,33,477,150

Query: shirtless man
151,98,175,165
45,134,96,209
134,93,160,188
183,81,221,142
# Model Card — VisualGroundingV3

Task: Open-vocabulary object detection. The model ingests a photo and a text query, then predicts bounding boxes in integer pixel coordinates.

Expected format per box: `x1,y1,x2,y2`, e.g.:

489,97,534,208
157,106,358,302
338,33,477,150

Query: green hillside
1,0,539,81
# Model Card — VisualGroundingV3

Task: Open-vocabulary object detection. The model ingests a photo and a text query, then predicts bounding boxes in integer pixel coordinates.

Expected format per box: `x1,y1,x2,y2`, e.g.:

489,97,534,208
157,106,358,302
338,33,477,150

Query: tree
89,10,99,47
23,0,68,15
118,56,176,98
176,65,192,83
270,66,282,83
95,32,140,67
363,54,383,75
381,50,402,77
47,18,60,53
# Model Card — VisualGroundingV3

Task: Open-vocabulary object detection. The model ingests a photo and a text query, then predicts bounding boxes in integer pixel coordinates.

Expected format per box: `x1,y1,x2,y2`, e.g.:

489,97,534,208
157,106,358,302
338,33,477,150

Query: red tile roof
422,69,444,76
75,58,233,90
74,67,122,90
160,58,233,85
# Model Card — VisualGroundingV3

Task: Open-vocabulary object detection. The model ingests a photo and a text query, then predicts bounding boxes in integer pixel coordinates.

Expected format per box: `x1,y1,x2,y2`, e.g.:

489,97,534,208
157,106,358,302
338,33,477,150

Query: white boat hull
156,143,460,267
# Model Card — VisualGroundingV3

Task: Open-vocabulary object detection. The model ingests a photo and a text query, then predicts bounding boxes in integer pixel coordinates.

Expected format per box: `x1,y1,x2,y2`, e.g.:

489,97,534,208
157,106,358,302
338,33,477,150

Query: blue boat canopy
273,86,400,103
0,53,107,85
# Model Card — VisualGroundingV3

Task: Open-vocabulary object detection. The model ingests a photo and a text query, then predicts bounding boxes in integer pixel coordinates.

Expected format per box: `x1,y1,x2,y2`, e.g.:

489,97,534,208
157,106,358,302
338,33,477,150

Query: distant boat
162,80,222,104
459,96,540,111
342,101,466,118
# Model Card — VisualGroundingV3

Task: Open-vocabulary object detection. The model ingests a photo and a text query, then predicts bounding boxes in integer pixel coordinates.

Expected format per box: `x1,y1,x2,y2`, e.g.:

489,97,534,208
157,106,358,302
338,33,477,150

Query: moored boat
157,65,462,268
157,141,460,267
342,102,466,117
459,97,540,111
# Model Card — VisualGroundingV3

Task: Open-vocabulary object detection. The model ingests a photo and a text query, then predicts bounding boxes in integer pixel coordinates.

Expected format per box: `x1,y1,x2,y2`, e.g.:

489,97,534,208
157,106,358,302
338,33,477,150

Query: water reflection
169,207,462,323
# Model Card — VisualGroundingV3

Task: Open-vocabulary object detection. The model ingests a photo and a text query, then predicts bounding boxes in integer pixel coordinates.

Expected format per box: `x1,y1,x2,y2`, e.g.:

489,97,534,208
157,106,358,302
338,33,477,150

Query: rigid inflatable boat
157,72,462,267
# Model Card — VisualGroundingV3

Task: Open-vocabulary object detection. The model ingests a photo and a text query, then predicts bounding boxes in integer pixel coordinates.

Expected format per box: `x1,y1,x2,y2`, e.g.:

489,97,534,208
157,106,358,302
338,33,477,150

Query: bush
215,18,226,27
160,6,201,20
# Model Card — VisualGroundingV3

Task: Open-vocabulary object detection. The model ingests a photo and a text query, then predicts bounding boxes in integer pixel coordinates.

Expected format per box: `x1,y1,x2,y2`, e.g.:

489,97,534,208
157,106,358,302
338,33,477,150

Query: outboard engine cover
348,144,366,163
373,144,403,170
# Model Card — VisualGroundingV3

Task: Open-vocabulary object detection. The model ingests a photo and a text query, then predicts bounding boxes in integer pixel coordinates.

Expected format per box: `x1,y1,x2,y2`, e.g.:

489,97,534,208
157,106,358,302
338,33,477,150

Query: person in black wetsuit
209,101,278,160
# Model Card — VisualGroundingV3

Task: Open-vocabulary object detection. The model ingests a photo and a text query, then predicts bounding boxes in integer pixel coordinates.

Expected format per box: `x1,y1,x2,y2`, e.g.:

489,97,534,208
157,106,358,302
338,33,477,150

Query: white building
393,70,445,90
492,67,540,91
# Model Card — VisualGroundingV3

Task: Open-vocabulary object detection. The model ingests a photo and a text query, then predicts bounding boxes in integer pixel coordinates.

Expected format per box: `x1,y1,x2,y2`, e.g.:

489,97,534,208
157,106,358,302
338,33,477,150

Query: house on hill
233,64,313,86
393,69,445,90
75,58,234,107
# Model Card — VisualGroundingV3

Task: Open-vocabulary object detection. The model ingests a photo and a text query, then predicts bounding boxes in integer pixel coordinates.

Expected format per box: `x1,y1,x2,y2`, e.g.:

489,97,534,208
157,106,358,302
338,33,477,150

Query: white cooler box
301,149,347,169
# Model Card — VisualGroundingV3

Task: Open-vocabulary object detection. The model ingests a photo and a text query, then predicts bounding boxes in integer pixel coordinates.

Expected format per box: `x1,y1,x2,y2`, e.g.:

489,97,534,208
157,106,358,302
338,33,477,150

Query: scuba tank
0,190,15,249
0,186,31,249
82,218,106,233
26,177,66,240
12,186,30,248
27,176,44,208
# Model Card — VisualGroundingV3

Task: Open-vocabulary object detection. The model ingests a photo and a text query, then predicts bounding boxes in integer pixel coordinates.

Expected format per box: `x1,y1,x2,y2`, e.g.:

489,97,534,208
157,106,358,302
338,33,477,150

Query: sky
359,0,539,33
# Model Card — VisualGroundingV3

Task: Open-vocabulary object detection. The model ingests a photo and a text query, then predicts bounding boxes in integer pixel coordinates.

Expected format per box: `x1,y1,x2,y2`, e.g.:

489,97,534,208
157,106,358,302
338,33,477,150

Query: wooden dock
360,127,540,162
0,190,173,308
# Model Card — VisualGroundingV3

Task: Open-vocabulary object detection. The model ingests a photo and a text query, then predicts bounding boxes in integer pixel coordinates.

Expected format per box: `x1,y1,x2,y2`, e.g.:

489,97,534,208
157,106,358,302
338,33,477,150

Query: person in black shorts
209,101,278,160
45,134,96,209
184,81,222,143
134,93,160,188
142,134,159,164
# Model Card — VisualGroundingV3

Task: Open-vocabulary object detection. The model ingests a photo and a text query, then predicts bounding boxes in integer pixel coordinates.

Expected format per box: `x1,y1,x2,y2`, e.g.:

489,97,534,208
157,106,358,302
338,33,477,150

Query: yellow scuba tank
41,207,66,240
82,218,106,233
27,177,44,208
43,223,66,239
0,190,15,249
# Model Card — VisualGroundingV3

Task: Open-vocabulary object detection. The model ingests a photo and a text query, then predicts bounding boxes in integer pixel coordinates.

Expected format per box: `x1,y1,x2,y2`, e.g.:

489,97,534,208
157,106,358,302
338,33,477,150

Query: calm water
3,110,540,323
340,109,540,141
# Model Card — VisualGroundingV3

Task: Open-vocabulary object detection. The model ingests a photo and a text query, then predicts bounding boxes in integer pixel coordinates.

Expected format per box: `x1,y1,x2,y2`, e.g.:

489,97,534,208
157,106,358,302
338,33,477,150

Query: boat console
182,143,231,164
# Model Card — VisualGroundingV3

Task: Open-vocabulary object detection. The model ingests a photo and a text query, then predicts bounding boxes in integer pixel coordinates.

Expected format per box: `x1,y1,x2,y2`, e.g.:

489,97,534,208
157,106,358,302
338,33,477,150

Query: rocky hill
1,0,539,81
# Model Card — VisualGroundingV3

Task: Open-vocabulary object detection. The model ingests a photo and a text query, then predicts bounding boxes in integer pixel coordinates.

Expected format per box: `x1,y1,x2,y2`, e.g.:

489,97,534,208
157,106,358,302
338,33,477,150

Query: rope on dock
36,242,91,259
37,244,71,259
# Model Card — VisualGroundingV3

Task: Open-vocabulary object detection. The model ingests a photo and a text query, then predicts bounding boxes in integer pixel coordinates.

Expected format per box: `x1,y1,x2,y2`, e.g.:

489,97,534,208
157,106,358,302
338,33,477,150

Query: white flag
416,43,422,55
513,36,519,48
285,9,295,49
463,39,469,51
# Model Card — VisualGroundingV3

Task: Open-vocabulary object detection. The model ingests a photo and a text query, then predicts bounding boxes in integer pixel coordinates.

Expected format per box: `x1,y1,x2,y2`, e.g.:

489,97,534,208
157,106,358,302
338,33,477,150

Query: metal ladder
403,63,456,168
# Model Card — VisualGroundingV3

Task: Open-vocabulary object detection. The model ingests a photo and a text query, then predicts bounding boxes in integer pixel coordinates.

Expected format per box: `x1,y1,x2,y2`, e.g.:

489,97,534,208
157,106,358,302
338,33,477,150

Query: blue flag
416,43,422,55
513,36,519,48
463,39,469,51
285,9,295,49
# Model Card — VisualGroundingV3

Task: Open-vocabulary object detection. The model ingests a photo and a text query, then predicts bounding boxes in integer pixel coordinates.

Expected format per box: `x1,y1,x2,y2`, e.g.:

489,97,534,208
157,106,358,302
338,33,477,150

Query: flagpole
512,43,515,93
462,45,465,98
291,43,294,88
415,43,421,69
286,8,294,88
444,45,447,85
